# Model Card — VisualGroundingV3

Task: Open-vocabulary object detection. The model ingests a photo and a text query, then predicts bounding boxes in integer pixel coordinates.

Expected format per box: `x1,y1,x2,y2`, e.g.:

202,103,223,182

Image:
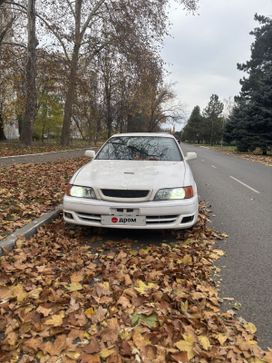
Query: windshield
96,136,183,161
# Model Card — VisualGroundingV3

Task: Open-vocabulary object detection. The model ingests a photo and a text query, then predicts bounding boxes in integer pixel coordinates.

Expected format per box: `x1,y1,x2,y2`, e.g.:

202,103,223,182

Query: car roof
111,132,175,138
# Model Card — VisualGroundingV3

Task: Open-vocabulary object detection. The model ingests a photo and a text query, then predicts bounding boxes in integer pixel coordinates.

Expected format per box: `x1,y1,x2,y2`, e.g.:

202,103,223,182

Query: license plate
101,215,146,226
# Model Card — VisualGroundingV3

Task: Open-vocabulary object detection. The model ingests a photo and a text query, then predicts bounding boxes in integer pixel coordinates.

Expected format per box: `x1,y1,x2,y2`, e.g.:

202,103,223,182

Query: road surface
0,148,89,167
182,143,272,349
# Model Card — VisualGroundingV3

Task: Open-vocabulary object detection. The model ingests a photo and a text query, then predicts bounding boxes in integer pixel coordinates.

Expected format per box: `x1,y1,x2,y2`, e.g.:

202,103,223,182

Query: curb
0,205,62,255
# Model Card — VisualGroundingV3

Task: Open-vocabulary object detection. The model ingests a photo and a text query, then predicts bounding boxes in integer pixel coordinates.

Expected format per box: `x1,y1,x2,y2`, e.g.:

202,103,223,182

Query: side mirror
84,150,96,158
185,152,197,161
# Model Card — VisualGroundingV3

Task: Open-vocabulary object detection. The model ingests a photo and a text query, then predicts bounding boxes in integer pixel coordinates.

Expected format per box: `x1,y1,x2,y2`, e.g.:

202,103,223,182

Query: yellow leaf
214,333,227,345
16,238,25,248
101,281,110,290
134,280,156,295
36,351,46,360
65,282,83,292
180,300,189,313
12,284,27,302
45,311,65,327
83,331,91,340
100,348,115,359
132,326,151,349
139,247,150,255
28,288,42,299
177,255,193,265
198,336,211,350
85,307,95,319
66,351,81,359
210,249,225,260
37,306,52,317
175,334,195,360
70,271,84,283
249,359,266,363
244,322,257,334
119,328,132,340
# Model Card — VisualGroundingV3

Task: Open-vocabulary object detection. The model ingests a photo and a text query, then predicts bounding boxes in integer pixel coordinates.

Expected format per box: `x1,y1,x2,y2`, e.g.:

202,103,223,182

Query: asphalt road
182,143,272,349
0,148,88,167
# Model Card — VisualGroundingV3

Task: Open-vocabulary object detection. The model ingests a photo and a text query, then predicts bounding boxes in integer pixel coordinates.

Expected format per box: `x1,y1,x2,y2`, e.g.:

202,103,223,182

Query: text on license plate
101,215,146,225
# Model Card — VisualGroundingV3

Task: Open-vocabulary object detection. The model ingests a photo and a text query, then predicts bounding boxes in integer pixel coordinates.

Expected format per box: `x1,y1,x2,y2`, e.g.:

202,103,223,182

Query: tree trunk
0,101,6,141
60,0,82,146
21,0,37,146
60,48,79,146
104,83,112,138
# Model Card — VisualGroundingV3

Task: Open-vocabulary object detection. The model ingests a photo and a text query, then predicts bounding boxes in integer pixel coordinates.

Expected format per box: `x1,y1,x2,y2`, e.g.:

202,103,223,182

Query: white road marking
200,146,209,149
211,165,217,169
229,176,260,194
201,159,205,162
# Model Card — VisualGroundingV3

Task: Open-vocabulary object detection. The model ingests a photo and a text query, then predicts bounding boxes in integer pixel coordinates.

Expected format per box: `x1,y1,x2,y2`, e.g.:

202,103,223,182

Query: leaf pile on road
237,154,272,167
0,205,271,362
0,144,89,157
0,157,88,240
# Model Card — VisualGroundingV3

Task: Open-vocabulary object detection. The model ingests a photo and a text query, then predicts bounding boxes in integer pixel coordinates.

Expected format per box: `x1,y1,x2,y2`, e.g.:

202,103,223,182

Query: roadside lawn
0,204,271,362
0,157,88,240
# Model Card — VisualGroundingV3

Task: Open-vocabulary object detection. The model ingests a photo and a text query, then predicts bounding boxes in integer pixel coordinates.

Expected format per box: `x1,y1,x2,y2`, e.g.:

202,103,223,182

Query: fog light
181,216,194,223
64,212,73,219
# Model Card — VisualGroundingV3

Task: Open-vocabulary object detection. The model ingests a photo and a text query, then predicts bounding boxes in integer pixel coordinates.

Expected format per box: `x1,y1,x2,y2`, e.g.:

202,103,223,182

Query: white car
63,133,198,229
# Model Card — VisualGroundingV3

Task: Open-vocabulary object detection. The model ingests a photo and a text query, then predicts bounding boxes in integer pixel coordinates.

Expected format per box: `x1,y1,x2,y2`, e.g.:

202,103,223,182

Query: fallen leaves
130,312,158,328
0,157,87,239
66,282,84,292
175,334,195,361
0,203,270,362
45,311,65,327
134,279,157,295
198,335,211,350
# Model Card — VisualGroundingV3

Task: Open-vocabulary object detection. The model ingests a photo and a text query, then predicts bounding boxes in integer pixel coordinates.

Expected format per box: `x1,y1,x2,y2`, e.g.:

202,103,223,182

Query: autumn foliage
0,157,88,239
0,205,271,362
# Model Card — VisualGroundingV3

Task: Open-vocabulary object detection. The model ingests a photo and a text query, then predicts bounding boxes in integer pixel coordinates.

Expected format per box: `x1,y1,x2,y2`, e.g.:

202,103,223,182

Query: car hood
73,160,187,190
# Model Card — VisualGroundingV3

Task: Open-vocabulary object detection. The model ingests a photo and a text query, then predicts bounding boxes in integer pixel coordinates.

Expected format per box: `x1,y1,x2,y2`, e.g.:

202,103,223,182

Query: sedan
63,133,198,229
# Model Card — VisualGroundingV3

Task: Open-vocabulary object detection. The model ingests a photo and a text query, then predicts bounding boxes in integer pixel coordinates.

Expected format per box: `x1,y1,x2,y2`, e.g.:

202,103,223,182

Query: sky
161,0,272,122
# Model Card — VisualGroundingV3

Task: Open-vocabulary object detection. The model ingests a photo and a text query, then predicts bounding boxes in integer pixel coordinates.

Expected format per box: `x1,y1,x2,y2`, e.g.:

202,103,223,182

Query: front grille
77,212,101,222
101,189,149,198
146,215,178,224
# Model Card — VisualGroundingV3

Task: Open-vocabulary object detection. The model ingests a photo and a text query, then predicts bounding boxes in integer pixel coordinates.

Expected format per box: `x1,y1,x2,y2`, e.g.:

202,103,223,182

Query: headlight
154,186,193,200
66,185,96,199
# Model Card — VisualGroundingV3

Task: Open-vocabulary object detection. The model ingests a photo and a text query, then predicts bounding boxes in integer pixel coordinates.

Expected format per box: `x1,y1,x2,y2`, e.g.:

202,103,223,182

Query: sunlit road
182,143,272,348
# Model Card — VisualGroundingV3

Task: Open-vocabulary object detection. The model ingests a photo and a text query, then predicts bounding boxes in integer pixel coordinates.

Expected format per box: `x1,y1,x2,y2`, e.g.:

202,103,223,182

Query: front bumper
63,195,199,229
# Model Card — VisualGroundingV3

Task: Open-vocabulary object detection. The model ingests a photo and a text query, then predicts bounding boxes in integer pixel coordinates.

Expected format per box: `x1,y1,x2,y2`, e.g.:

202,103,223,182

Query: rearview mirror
84,150,96,158
185,152,197,161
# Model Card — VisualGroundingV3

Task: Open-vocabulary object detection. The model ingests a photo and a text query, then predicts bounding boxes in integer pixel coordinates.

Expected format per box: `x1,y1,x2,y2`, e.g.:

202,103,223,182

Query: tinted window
96,136,183,161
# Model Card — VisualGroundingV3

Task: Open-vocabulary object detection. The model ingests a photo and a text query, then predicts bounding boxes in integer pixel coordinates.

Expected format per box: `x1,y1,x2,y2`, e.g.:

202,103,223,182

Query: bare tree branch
80,0,107,40
9,1,71,61
64,0,76,19
2,41,26,48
